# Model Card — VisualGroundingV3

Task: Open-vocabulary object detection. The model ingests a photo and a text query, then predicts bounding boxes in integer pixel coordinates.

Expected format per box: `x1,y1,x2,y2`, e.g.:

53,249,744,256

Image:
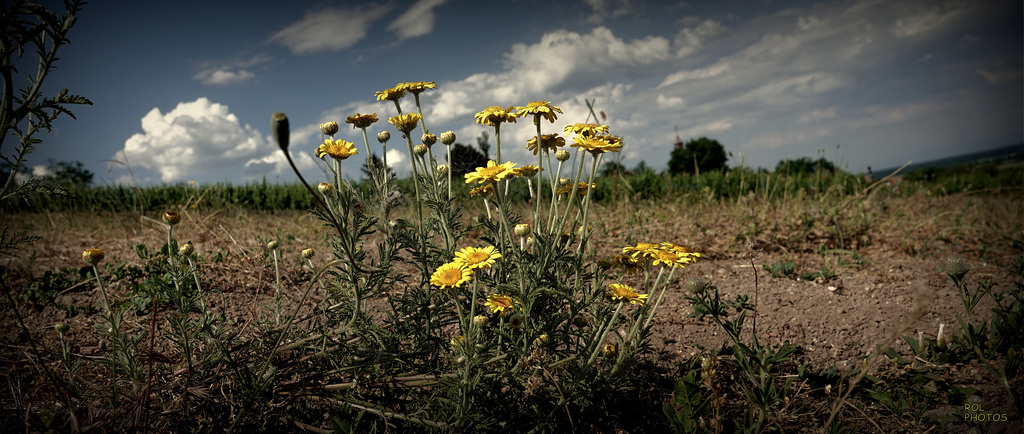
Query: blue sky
20,0,1023,185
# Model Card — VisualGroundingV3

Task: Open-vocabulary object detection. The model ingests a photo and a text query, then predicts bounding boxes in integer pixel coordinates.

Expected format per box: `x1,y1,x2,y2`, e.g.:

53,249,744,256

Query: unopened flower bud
941,254,970,285
440,131,456,145
55,322,69,334
514,223,530,237
388,220,397,229
178,241,194,256
163,210,181,226
82,248,104,265
318,182,332,195
421,133,437,146
320,121,339,136
473,314,489,327
603,344,616,357
701,356,714,372
377,131,391,143
436,164,449,175
271,112,289,151
302,248,315,260
456,356,467,364
558,177,571,186
450,335,465,347
685,277,710,295
414,144,428,156
508,314,524,329
573,315,590,327
526,236,534,248
555,149,570,162
262,365,276,381
534,333,549,346
267,240,279,250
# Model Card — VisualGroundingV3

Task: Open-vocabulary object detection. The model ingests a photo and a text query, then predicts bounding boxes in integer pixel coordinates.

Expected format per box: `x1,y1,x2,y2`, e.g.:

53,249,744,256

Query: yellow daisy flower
375,84,407,101
605,283,648,305
430,262,473,289
514,165,542,177
315,139,358,160
513,101,563,124
650,245,700,268
659,243,702,260
454,246,502,270
570,135,622,155
404,81,437,94
526,133,566,155
622,242,659,259
469,184,493,197
609,254,644,275
563,123,609,138
556,182,596,196
484,294,517,316
464,160,518,184
596,134,623,148
388,112,422,133
345,113,378,129
475,106,518,126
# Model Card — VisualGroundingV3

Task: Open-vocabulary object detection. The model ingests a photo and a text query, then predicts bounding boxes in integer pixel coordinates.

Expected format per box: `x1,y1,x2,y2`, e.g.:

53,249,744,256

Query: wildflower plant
262,81,702,430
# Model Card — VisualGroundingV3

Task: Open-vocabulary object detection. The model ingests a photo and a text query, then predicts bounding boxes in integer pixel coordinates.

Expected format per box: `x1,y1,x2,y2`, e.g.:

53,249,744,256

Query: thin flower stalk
270,242,283,325
400,127,426,231
575,152,603,254
533,121,545,232
587,300,624,366
554,149,589,238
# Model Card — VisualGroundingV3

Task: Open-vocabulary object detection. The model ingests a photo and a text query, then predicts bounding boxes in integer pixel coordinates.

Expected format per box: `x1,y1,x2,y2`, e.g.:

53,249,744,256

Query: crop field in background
2,162,1022,433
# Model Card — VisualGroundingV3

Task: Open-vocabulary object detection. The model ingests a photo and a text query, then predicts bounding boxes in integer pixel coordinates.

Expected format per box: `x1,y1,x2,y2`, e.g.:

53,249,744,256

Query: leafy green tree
774,157,837,175
600,161,626,177
46,159,93,186
668,137,728,175
449,142,488,177
360,153,394,182
476,131,491,161
632,160,655,176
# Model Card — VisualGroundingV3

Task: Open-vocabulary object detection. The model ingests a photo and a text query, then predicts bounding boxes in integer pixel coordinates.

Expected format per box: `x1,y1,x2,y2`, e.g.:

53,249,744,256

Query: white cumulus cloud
504,26,670,94
119,98,313,183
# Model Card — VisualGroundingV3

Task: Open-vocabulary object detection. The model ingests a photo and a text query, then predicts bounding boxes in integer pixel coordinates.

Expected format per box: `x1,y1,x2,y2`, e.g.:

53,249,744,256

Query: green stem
532,119,543,232
575,153,601,255
359,127,373,178
642,267,672,329
92,264,120,406
555,149,588,237
494,124,502,164
403,133,426,232
587,301,623,366
446,143,452,200
272,248,281,326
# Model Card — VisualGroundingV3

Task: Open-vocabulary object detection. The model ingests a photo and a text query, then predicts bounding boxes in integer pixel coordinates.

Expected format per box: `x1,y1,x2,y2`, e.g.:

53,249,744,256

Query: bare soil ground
2,191,1021,432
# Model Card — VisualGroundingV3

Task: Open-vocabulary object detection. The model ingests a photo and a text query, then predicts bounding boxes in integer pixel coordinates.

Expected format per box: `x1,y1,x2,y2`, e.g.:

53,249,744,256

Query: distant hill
872,143,1023,178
